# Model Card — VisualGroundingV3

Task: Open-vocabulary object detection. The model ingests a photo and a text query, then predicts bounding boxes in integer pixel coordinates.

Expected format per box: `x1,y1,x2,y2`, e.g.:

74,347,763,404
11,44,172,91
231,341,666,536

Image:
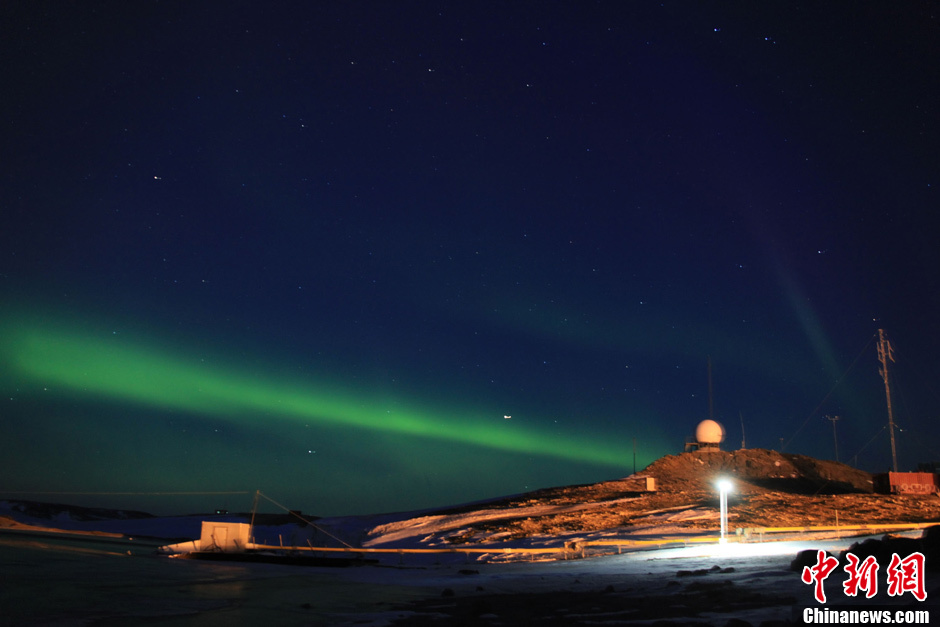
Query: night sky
2,2,938,516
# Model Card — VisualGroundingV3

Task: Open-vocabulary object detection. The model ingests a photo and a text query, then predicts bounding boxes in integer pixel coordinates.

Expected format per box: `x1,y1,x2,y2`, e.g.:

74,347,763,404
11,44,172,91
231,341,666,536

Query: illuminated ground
349,449,940,549
3,447,940,626
2,521,934,626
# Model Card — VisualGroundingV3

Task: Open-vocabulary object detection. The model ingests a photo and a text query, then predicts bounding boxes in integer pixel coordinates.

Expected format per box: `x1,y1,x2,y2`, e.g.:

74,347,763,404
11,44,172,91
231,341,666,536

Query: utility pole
877,329,899,473
826,415,840,462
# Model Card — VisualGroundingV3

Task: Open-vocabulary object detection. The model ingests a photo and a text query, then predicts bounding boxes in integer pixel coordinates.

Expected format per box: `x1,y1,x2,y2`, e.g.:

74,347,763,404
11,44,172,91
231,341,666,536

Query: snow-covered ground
363,503,720,550
361,495,646,546
2,499,937,625
0,498,719,553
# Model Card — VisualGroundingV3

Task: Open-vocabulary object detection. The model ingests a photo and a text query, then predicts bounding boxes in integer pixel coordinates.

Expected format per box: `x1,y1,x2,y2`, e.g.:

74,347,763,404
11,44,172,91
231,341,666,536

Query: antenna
739,411,746,449
632,437,637,475
877,329,898,472
826,415,840,462
249,489,260,544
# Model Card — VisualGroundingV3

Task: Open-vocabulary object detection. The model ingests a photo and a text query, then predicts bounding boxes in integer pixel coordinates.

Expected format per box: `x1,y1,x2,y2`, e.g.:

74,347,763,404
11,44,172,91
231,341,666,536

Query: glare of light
665,539,803,559
716,478,733,544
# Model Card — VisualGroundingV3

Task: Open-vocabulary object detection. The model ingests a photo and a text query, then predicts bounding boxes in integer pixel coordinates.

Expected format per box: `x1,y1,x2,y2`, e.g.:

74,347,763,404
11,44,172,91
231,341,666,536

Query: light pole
717,479,733,544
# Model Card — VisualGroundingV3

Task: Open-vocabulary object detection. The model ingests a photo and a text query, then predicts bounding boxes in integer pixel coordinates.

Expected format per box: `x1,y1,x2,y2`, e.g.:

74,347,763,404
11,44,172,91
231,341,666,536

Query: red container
873,471,939,494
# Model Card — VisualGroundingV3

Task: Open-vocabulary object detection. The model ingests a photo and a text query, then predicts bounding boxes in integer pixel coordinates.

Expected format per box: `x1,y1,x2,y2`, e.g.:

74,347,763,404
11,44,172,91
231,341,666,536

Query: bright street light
716,478,733,544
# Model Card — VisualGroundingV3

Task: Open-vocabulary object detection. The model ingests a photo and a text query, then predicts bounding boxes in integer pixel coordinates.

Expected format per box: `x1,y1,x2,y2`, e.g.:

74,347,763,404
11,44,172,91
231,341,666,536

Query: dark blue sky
2,2,938,516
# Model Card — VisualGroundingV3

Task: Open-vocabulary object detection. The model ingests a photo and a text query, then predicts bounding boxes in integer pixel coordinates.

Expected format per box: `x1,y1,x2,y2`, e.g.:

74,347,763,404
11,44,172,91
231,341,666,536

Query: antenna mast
826,415,840,462
877,329,898,472
249,489,260,544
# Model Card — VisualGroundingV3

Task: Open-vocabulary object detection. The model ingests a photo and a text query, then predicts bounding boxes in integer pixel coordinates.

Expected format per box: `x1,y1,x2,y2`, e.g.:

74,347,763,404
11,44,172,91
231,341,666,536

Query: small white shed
622,475,657,492
199,521,251,552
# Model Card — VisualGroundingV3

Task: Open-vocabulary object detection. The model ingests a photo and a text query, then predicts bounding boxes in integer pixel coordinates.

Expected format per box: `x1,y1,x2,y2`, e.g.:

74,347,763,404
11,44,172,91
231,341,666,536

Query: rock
836,530,940,573
791,549,833,572
920,524,940,570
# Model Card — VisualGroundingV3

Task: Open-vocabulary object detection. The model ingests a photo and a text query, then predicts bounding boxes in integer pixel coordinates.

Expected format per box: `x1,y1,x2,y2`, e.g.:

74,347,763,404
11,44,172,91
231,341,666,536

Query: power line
849,425,887,468
253,490,353,548
784,333,875,451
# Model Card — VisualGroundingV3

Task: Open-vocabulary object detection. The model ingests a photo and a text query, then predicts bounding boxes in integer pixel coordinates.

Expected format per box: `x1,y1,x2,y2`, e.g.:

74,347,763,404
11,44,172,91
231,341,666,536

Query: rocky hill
644,447,873,494
414,448,940,544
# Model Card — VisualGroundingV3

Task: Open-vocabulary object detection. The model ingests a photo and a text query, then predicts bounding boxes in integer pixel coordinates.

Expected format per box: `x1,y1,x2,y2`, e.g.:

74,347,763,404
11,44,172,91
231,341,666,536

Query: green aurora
2,319,636,469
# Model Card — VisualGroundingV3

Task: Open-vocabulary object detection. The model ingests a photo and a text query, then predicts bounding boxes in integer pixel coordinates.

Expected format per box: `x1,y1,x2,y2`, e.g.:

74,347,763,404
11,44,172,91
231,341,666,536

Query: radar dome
695,419,725,444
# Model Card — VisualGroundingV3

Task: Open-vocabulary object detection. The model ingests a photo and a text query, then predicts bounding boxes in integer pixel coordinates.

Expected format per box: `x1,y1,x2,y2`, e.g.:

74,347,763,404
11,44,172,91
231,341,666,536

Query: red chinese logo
801,550,927,603
801,550,840,603
843,553,879,598
886,552,926,602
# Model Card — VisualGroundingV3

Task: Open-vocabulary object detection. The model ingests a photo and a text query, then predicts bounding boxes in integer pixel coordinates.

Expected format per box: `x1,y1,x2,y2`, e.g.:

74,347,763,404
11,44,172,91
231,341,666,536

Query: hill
361,448,940,547
4,449,939,550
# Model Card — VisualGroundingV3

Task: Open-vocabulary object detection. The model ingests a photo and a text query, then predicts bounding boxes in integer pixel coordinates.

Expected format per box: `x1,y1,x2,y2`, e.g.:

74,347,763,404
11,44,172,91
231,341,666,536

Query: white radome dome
695,419,725,444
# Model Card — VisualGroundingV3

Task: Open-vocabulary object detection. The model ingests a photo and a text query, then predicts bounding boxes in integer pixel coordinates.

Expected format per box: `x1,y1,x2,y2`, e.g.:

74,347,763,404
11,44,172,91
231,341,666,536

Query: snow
0,496,911,563
361,496,646,548
3,498,938,625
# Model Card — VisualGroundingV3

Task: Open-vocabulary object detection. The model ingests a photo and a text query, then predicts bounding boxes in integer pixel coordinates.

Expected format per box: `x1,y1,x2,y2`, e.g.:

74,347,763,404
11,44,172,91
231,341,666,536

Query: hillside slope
363,449,940,546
